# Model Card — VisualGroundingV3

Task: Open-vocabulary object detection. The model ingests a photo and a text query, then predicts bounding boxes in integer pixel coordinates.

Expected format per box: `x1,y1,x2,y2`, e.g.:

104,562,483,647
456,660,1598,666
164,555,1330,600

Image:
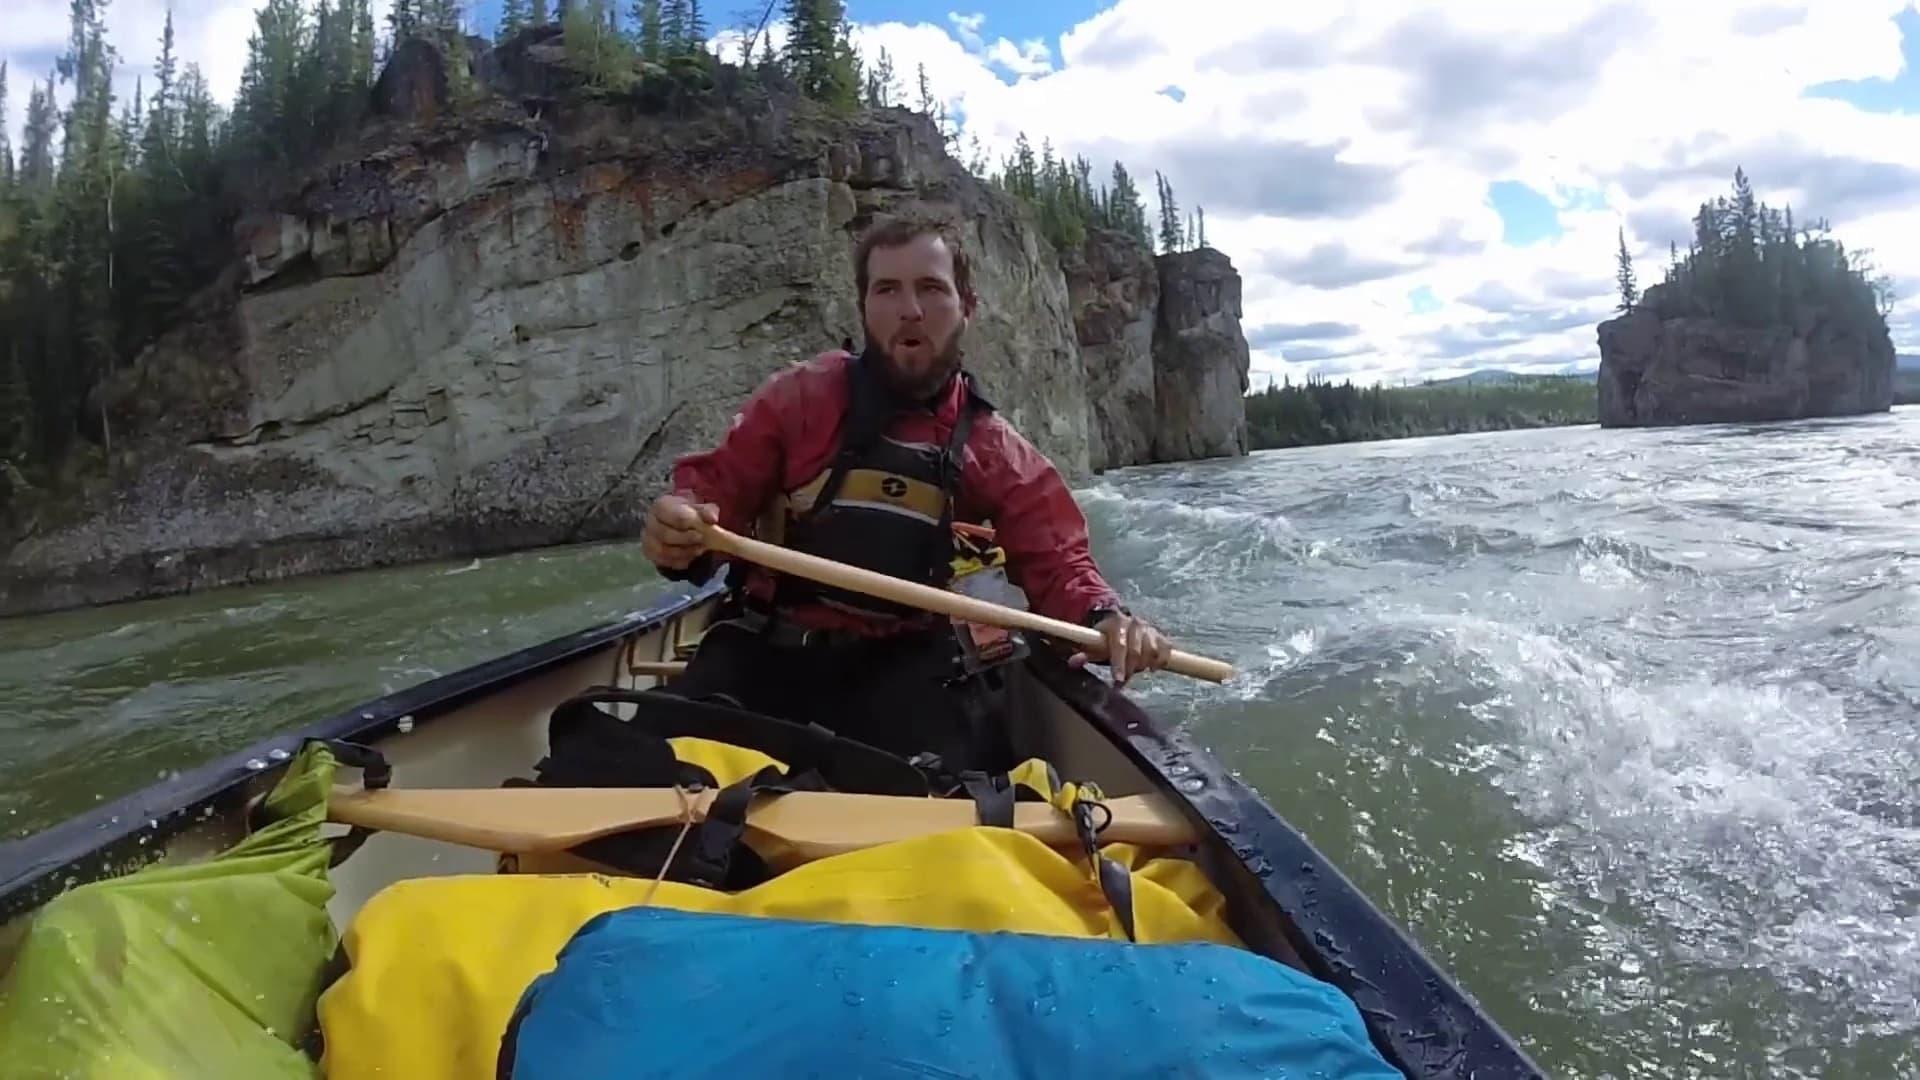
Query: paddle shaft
702,525,1235,684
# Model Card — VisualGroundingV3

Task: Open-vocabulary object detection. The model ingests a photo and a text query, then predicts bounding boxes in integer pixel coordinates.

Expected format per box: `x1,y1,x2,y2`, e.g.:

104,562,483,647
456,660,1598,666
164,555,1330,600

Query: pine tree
783,0,857,108
660,0,688,52
1006,133,1037,199
1108,161,1147,249
1615,226,1637,312
390,0,419,39
685,0,706,52
0,62,12,191
500,0,528,39
916,62,933,113
1155,171,1181,254
176,65,211,157
631,0,661,58
352,0,377,85
965,133,987,178
235,0,312,161
531,0,550,24
140,10,178,169
1196,206,1206,250
19,79,56,193
864,47,898,107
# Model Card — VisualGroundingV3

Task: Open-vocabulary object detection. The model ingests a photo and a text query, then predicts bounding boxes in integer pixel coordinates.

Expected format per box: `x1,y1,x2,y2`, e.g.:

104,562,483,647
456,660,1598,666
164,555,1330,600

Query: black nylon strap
960,771,1015,828
799,350,891,528
1096,856,1138,942
319,739,391,789
682,765,829,888
926,398,978,587
550,689,927,797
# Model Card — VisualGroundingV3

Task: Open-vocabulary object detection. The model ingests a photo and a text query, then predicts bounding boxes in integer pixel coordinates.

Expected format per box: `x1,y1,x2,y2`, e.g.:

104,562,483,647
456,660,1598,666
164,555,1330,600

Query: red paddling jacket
664,348,1124,638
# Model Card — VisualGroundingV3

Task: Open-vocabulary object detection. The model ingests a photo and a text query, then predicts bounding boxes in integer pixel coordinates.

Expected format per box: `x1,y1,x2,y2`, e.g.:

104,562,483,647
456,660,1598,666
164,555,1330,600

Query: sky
5,1,1920,388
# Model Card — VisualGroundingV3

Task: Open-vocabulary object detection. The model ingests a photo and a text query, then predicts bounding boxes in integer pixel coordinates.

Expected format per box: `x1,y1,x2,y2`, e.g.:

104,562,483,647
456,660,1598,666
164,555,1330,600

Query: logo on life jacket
879,475,909,499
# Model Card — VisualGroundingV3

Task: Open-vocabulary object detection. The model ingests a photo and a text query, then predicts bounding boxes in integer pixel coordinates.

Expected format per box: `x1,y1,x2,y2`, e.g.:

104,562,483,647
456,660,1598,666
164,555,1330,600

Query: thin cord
643,785,698,907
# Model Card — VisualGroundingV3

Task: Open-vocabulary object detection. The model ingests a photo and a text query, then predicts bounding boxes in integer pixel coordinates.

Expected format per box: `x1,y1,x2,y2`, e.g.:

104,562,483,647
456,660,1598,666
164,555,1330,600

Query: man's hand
642,494,720,570
1069,611,1173,687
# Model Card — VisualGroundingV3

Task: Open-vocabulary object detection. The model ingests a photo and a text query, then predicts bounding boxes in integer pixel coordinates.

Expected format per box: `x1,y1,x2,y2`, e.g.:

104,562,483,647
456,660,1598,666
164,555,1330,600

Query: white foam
1429,611,1920,1018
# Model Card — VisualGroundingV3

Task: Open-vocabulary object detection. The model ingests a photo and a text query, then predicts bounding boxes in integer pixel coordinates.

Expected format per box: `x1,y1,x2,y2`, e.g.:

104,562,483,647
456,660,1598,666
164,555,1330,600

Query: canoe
0,579,1544,1077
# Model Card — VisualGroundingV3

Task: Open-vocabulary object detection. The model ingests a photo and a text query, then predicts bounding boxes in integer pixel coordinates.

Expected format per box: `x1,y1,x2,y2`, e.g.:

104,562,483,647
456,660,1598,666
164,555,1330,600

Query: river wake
1081,415,1920,1077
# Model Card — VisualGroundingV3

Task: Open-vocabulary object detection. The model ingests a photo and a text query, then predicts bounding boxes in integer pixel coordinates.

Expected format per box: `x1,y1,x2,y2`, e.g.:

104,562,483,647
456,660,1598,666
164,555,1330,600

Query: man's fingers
1149,630,1173,670
697,503,721,525
653,523,707,548
1109,622,1130,685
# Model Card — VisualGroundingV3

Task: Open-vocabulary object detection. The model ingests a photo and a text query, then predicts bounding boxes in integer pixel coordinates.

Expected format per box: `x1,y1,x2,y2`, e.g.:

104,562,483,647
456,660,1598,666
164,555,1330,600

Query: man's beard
876,328,964,403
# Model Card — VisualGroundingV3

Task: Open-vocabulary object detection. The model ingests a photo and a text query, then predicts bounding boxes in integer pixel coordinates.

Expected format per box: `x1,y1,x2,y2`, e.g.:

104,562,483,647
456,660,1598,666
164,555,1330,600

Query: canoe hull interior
0,583,1543,1078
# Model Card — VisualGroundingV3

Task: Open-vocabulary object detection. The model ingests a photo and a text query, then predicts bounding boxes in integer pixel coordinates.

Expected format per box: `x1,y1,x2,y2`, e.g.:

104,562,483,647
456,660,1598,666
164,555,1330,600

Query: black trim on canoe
1025,650,1546,1079
0,582,728,924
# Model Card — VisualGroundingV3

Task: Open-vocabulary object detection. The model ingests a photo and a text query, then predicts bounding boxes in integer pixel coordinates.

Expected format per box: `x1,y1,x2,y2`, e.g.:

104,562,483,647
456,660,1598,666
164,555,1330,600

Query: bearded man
642,208,1171,772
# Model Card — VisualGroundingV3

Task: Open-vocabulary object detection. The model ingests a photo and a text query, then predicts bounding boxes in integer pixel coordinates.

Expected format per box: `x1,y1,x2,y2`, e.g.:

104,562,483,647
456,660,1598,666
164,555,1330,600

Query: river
4,410,1918,1077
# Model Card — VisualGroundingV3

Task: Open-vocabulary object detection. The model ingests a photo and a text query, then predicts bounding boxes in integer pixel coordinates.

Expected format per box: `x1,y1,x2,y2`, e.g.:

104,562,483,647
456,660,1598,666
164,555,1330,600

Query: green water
6,412,1920,1077
0,543,675,835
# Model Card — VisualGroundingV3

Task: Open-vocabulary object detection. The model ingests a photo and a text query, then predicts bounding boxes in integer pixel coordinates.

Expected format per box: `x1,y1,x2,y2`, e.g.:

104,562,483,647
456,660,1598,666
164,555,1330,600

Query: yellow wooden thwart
328,785,1198,858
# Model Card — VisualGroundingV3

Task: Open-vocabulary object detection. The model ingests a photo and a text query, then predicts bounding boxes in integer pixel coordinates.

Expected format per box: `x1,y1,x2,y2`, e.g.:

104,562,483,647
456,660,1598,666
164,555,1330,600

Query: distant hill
1897,358,1920,404
1427,368,1598,387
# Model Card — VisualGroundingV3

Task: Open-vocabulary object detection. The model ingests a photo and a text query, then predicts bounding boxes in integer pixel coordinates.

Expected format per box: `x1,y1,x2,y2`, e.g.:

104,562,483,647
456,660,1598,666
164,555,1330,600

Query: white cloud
984,37,1052,78
848,0,1920,386
946,11,986,51
7,1,1916,384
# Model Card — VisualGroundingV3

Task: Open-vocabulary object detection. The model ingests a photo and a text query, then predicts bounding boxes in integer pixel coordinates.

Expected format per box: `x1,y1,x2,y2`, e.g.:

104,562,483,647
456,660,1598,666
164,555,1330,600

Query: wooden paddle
328,785,1198,859
699,524,1236,684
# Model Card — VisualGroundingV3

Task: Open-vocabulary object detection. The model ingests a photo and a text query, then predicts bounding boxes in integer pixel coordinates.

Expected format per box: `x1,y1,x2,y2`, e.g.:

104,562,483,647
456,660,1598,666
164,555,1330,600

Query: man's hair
853,208,976,307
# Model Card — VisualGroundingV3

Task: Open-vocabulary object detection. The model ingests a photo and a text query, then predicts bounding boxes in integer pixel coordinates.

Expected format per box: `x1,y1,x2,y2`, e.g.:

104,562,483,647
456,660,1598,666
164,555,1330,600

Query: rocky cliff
1152,248,1252,460
1597,283,1895,427
0,37,1247,616
1064,232,1250,471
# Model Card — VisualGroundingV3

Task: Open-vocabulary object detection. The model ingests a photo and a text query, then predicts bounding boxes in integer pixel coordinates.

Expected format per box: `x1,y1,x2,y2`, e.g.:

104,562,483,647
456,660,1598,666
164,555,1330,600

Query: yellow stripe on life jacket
788,466,947,523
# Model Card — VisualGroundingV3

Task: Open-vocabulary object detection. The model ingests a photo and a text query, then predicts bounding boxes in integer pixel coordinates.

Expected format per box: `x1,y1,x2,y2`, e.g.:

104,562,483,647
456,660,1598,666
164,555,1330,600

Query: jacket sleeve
658,370,794,581
969,421,1124,627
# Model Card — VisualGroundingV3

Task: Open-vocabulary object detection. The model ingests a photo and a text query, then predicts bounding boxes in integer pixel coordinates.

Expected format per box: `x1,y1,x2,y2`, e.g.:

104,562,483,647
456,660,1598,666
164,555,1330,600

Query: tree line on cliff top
1613,167,1894,334
0,0,1205,492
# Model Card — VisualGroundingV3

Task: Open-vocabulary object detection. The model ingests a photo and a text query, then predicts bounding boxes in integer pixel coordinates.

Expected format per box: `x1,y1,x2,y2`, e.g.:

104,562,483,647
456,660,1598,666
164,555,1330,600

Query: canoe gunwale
1025,653,1547,1080
1,580,1544,1079
0,581,728,924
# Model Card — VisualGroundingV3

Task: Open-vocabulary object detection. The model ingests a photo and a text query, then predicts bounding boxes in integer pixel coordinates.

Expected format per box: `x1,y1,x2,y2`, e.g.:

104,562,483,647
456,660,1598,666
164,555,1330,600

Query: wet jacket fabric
666,349,1123,636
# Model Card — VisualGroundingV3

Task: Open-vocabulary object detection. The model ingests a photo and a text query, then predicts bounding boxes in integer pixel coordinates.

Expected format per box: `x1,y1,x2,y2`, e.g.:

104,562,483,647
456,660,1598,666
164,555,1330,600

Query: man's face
862,233,974,400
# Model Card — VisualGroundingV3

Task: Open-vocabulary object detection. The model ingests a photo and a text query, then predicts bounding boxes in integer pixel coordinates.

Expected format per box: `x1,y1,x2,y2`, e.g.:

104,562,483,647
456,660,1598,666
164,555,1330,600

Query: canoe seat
326,784,1198,858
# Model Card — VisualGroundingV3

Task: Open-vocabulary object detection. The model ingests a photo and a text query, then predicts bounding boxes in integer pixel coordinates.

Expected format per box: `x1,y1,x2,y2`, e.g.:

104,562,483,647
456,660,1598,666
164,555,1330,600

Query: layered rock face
1,39,1245,616
1064,234,1251,471
1597,283,1895,427
1065,229,1160,473
1152,249,1251,461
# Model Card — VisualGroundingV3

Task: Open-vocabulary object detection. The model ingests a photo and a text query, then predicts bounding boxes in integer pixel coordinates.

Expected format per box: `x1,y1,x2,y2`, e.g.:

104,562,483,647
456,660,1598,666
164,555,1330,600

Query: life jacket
763,349,994,620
